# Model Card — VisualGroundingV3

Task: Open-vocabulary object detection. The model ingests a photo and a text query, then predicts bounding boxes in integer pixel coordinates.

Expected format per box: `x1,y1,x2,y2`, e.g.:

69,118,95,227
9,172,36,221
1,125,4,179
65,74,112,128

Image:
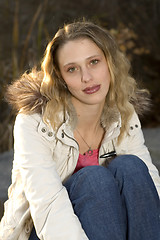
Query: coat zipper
62,129,79,150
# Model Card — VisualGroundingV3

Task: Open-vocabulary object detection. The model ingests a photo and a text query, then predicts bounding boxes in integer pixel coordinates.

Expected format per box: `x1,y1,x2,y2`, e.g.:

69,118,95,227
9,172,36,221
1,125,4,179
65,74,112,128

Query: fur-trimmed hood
5,70,47,115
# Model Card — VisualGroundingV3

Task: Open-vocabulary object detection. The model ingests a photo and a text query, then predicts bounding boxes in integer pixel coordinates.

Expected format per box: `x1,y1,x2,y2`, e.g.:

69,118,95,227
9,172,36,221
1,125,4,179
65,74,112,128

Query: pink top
74,149,99,173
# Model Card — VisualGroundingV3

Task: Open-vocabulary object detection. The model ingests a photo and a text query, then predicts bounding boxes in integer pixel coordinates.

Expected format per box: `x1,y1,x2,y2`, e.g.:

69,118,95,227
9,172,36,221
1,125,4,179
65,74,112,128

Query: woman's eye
90,59,99,65
67,67,76,73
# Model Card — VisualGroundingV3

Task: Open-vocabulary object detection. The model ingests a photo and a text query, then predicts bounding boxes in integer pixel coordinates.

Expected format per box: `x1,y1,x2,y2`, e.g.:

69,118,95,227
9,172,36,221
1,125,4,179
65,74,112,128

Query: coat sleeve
14,113,88,240
118,111,160,197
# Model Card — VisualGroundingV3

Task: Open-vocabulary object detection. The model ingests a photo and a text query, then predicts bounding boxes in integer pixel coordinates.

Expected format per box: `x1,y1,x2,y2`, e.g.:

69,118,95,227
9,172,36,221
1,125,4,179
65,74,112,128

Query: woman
0,21,160,240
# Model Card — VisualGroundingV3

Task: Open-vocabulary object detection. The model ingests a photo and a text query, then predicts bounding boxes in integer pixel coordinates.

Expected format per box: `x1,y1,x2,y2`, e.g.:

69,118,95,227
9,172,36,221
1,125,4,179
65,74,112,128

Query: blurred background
0,0,160,217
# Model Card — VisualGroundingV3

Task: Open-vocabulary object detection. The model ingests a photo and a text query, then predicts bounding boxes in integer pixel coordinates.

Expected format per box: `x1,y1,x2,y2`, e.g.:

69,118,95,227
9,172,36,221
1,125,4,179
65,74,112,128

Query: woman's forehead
57,38,104,67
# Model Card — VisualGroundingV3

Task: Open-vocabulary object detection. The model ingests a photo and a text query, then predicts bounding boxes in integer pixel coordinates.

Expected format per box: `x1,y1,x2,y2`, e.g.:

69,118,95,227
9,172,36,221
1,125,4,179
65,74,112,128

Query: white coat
0,110,160,240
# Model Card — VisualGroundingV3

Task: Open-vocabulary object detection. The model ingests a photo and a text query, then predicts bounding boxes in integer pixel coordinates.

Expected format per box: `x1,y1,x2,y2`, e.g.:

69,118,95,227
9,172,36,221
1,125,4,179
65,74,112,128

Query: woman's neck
72,101,104,132
71,98,105,154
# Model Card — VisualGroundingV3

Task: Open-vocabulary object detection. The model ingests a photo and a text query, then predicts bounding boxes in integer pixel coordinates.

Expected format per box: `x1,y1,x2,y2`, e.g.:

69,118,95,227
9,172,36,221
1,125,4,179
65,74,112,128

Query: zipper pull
100,151,116,159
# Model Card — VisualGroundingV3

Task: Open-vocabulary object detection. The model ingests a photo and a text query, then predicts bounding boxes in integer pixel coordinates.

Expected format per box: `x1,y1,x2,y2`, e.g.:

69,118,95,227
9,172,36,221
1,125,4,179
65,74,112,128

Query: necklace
76,129,93,156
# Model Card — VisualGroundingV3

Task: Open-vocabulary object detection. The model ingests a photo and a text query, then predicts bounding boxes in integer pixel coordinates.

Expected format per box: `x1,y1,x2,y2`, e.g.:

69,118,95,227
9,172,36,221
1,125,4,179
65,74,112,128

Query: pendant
87,148,93,156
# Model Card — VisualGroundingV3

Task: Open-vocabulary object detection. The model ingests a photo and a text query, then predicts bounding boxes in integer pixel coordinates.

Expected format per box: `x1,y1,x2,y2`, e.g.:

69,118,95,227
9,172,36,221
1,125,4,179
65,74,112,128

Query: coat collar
55,113,122,149
38,107,122,149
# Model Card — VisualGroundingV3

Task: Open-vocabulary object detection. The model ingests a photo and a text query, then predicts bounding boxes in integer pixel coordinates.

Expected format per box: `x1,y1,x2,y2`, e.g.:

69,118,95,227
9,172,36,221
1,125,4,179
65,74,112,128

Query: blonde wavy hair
41,20,149,138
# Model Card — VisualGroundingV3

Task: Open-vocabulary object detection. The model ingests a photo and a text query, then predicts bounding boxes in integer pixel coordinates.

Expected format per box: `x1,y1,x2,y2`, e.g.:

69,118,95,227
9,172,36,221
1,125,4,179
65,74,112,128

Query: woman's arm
14,113,88,240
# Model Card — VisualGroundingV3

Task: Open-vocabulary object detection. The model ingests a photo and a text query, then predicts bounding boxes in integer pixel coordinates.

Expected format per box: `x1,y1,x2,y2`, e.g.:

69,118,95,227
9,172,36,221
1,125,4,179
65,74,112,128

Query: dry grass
0,0,49,153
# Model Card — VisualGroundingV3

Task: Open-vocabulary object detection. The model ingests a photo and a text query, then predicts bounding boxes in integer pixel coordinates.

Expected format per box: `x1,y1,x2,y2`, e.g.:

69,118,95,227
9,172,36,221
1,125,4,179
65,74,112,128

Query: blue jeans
29,155,160,240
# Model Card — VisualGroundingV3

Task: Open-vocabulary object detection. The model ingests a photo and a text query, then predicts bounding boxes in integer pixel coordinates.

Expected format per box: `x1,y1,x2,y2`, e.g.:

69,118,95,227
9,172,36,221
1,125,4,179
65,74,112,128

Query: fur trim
5,69,47,114
130,89,151,116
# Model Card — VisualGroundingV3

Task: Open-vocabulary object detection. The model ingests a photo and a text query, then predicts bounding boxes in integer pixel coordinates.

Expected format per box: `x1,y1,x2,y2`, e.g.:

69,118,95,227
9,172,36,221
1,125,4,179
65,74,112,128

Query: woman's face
57,38,111,108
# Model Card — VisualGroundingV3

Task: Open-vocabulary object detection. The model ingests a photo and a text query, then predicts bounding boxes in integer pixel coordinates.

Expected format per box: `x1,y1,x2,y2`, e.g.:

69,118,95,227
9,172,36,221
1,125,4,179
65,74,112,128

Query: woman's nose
81,67,92,83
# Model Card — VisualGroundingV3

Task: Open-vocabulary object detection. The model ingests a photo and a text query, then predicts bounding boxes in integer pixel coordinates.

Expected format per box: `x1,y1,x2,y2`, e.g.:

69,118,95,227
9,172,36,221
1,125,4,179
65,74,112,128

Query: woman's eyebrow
63,54,101,68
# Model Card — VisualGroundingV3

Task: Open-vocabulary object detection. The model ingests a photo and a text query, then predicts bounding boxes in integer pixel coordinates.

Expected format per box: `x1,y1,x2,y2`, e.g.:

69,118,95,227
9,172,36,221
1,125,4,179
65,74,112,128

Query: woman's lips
83,85,100,94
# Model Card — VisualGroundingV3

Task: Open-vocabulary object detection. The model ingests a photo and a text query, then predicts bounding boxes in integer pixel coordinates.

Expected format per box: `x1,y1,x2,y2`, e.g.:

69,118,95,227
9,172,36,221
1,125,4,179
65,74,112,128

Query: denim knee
108,154,148,175
65,165,117,197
